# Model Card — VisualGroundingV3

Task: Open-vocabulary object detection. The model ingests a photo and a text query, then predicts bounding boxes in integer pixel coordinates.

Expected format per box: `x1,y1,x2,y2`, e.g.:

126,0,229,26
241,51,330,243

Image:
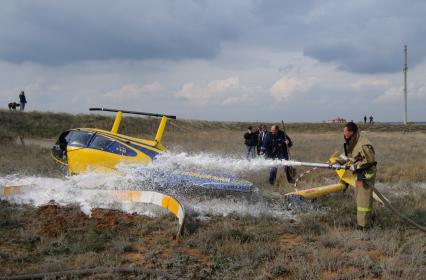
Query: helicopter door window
89,135,114,151
52,131,71,163
108,142,137,156
67,131,93,147
54,131,71,151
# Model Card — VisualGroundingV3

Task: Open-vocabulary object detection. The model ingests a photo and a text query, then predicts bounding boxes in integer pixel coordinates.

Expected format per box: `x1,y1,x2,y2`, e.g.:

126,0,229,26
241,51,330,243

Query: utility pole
403,45,408,125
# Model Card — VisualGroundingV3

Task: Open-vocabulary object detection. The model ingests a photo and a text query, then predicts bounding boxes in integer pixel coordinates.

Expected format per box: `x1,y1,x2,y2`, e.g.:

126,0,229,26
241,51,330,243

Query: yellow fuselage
54,128,166,174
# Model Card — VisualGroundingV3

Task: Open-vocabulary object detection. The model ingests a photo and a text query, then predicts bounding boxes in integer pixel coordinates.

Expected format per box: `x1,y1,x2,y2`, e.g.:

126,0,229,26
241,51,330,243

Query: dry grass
0,143,60,177
164,128,426,185
0,194,425,279
1,111,426,279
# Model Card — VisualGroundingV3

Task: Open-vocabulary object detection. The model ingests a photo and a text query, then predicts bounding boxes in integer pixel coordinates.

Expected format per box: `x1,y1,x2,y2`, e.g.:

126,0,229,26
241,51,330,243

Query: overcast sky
1,0,425,122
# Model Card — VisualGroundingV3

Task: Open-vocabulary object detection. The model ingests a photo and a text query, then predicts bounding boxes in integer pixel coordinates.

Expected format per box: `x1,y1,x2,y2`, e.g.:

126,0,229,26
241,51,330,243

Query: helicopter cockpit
51,130,94,165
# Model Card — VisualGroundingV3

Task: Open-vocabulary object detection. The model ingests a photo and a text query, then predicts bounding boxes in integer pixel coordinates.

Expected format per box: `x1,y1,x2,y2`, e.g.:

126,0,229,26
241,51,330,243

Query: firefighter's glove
348,164,356,171
335,158,348,165
334,153,349,165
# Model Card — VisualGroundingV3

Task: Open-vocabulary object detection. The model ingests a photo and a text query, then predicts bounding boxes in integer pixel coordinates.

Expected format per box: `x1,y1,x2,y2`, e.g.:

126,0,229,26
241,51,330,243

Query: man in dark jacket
261,125,293,184
244,126,258,159
19,91,27,111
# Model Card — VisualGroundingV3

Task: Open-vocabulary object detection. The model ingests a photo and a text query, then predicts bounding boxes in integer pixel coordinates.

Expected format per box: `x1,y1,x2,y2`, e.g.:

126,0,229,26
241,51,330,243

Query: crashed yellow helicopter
51,108,174,174
50,108,254,192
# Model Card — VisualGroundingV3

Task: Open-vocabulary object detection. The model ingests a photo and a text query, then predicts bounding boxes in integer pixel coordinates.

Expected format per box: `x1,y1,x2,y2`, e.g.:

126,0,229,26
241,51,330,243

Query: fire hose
280,160,426,233
370,184,426,232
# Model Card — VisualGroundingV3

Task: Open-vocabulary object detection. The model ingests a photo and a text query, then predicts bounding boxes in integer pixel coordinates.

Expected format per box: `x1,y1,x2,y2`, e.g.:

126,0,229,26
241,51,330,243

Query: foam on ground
0,152,297,219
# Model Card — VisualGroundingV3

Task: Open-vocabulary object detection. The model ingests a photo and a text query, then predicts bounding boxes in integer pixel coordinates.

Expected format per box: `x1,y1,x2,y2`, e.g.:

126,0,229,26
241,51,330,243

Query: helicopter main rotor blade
89,107,176,119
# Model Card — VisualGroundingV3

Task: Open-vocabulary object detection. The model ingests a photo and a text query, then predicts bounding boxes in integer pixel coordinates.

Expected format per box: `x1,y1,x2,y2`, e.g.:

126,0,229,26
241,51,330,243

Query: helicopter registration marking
178,171,231,183
115,146,127,154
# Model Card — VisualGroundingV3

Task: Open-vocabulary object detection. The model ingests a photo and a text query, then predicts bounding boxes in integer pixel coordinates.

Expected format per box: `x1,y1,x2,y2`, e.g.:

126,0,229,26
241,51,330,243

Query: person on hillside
19,91,27,111
261,124,293,184
334,122,377,230
369,115,373,124
243,126,258,159
364,115,367,124
257,124,268,155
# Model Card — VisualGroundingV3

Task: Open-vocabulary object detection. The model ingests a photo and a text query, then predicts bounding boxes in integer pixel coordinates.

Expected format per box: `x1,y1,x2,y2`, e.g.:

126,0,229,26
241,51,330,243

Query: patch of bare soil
1,196,426,279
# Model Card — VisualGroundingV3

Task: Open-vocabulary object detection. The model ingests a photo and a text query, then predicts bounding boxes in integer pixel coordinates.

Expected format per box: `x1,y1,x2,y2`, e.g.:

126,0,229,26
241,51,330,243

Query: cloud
375,87,403,103
2,2,426,121
350,77,389,90
206,77,239,93
375,83,426,103
270,76,317,102
0,1,249,65
175,82,196,101
303,42,404,74
300,1,426,73
103,82,164,100
175,77,257,106
2,0,426,75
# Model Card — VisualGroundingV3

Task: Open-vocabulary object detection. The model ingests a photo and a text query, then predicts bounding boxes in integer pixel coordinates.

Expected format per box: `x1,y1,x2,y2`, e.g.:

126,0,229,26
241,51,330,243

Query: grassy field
1,110,425,279
1,109,426,140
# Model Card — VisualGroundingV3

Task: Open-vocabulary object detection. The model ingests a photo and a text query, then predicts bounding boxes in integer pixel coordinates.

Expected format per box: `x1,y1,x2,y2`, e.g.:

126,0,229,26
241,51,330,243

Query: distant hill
1,110,425,142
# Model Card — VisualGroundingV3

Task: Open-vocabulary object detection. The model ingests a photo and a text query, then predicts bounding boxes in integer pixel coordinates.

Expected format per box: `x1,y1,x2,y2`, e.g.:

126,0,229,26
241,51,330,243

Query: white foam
150,152,293,172
0,152,296,219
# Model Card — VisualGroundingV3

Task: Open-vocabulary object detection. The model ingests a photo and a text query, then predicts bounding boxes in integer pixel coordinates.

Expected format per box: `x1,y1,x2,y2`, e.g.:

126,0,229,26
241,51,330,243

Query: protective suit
341,132,377,227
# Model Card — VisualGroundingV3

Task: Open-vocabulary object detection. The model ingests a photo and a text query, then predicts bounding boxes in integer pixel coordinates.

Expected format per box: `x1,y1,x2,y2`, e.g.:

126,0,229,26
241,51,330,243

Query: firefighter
336,122,377,229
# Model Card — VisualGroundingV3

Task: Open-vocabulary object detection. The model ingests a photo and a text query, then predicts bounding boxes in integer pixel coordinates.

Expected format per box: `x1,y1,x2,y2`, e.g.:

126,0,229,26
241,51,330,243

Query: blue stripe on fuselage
97,132,157,148
101,133,161,160
126,143,160,159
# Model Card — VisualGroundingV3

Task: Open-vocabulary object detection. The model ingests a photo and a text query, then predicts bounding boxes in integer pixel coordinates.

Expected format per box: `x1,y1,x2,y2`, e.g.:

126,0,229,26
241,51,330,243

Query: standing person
364,115,367,124
369,115,373,124
261,125,293,184
335,122,377,229
254,126,260,154
257,125,268,155
243,126,258,159
19,91,27,111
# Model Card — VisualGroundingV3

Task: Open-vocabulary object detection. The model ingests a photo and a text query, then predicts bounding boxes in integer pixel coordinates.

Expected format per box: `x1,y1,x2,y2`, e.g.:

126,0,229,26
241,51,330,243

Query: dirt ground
1,114,425,279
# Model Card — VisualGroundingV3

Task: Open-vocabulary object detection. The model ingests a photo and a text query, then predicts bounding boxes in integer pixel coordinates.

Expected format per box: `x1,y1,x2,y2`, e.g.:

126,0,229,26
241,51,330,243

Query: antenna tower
403,45,408,125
